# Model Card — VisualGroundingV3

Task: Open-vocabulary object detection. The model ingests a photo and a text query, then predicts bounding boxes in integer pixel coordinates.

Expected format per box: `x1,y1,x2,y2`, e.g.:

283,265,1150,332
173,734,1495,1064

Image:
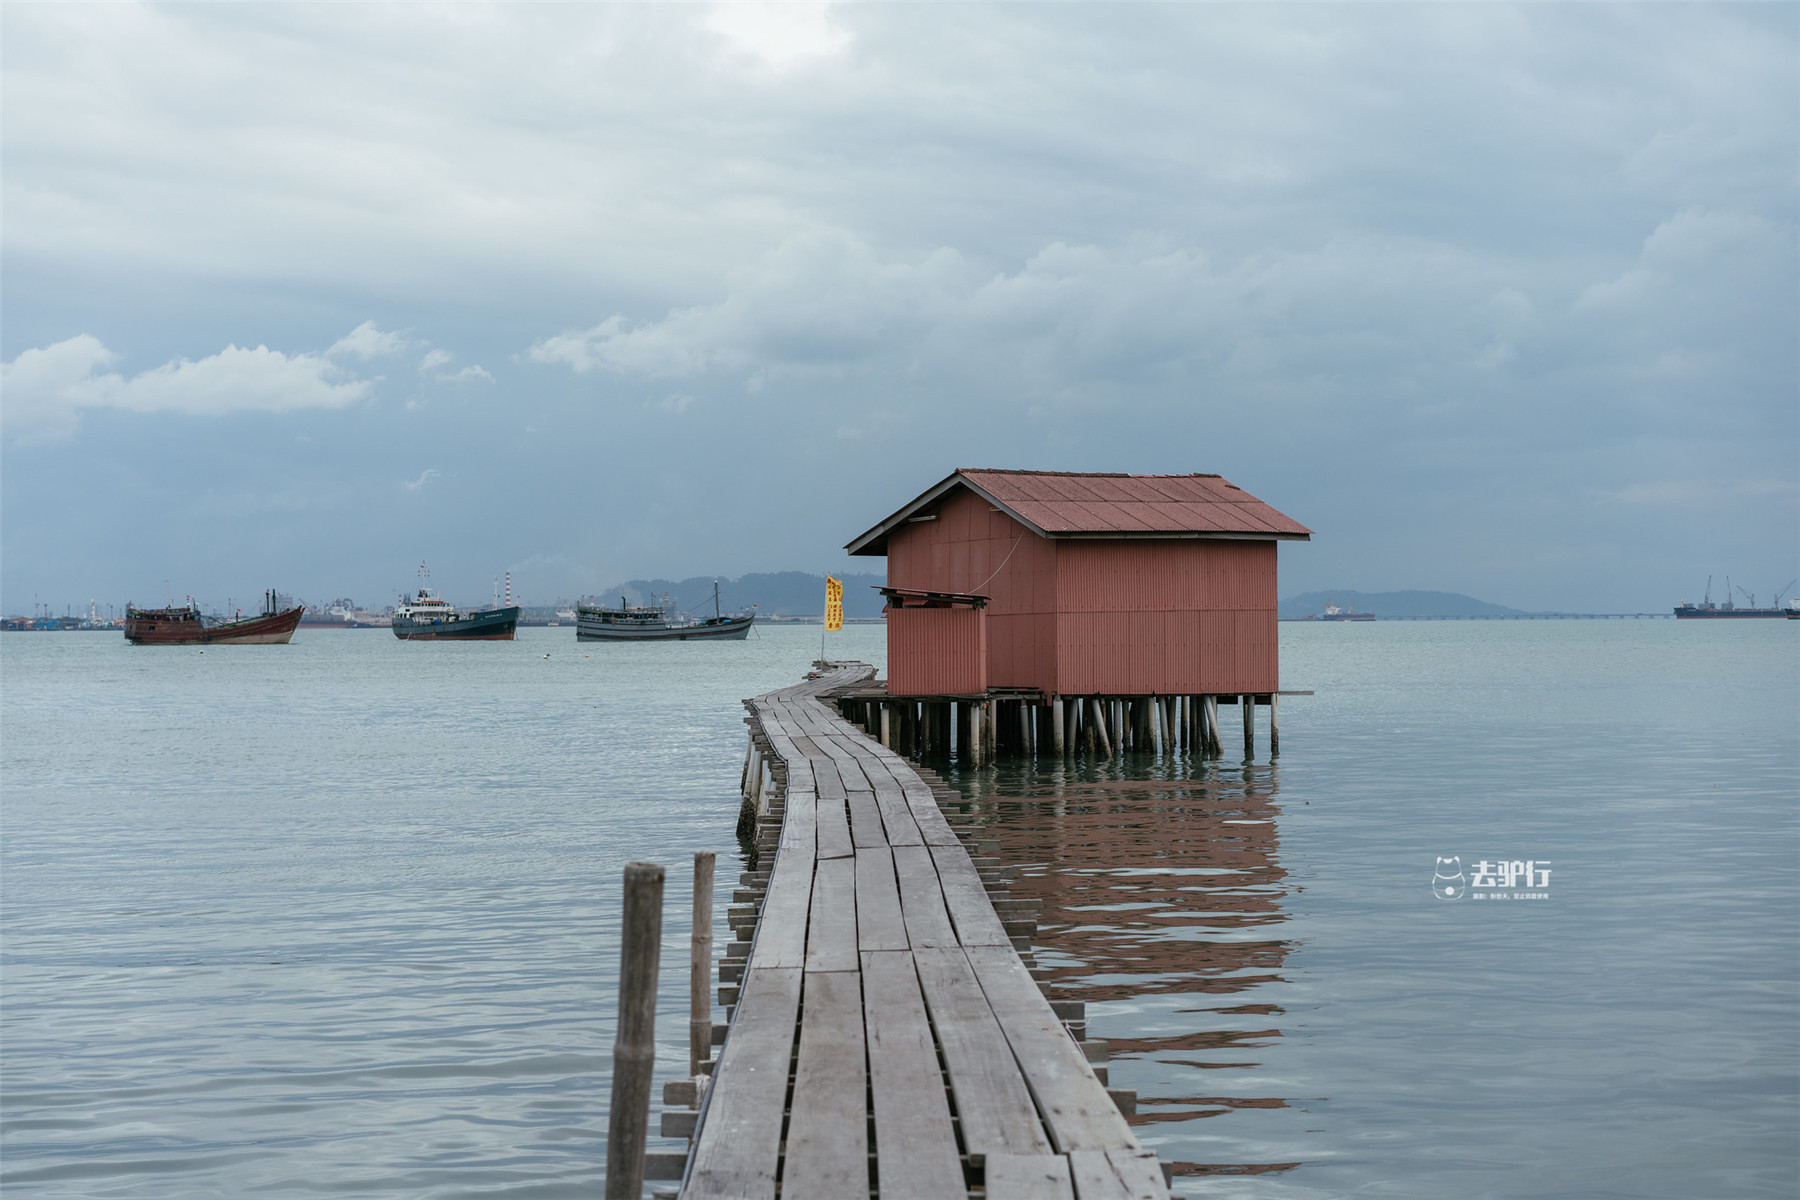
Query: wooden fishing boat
125,590,302,645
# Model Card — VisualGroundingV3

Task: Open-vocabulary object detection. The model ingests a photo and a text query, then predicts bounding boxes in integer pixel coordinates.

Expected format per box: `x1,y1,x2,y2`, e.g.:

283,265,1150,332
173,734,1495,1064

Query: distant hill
595,571,887,619
1280,589,1524,618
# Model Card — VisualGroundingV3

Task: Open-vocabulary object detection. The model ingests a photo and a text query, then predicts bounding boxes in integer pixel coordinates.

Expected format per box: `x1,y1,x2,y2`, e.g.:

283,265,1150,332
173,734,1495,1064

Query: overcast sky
4,3,1794,614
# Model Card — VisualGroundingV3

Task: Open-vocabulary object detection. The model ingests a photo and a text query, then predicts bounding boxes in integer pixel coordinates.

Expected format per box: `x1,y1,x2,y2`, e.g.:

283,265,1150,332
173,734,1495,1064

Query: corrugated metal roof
846,469,1311,554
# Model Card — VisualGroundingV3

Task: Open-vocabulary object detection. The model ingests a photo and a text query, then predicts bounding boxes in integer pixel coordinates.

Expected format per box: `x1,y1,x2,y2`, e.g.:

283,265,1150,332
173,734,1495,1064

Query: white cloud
441,364,494,383
328,320,409,360
400,468,441,492
706,2,850,70
3,333,371,442
417,348,454,372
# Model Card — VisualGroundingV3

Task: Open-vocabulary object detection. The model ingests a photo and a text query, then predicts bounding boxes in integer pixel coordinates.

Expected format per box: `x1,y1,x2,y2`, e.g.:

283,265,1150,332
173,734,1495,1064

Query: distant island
1279,590,1524,619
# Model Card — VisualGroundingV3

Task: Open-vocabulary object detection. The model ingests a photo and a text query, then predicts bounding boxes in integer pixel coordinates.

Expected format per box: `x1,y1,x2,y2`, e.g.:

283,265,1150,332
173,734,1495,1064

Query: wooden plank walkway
679,662,1169,1200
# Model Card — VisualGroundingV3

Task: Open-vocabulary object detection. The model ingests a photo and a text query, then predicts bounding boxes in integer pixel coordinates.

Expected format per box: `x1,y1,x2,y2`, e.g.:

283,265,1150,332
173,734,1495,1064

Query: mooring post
605,861,665,1200
1242,694,1255,759
1270,694,1280,757
689,851,714,1083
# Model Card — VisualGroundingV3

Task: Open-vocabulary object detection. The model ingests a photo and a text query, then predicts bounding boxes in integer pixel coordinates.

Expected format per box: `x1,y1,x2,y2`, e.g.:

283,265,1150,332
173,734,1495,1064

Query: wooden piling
1242,694,1254,759
1270,693,1280,757
1090,697,1112,760
1203,694,1221,757
880,703,892,748
605,860,664,1200
1051,695,1065,757
690,851,715,1081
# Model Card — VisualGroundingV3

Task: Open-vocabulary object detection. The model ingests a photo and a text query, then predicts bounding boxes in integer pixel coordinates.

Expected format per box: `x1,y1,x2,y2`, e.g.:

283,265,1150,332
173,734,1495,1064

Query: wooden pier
660,662,1173,1200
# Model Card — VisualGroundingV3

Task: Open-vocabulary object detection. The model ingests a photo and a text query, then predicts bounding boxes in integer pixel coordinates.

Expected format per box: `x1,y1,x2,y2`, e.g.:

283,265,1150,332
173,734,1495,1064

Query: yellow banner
824,576,844,632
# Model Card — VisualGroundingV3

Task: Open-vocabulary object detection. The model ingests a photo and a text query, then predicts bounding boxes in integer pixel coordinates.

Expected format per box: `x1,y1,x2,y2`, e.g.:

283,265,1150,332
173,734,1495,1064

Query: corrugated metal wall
886,488,1280,697
1054,540,1278,695
889,489,1058,695
886,605,987,696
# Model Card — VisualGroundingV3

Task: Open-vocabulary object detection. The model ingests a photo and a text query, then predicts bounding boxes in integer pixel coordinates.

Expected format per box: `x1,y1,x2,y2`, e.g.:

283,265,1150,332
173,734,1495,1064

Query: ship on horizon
391,565,519,641
125,589,303,645
1301,600,1376,622
1674,577,1797,619
577,580,755,641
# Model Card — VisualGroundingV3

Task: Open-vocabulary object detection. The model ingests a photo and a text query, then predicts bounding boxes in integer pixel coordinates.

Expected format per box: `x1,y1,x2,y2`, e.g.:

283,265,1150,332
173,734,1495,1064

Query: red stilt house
845,469,1311,700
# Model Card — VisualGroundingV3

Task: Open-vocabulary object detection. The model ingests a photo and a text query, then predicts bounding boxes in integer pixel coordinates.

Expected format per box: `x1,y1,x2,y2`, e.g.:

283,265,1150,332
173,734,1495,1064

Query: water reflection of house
964,761,1299,1178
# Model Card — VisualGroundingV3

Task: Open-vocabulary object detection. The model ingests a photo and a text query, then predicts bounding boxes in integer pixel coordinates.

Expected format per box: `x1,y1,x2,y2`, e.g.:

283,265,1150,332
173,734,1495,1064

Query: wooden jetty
654,661,1175,1200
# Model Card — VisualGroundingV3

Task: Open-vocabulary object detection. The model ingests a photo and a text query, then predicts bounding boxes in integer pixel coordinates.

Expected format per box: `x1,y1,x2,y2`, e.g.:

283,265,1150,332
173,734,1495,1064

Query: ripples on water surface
3,622,1795,1197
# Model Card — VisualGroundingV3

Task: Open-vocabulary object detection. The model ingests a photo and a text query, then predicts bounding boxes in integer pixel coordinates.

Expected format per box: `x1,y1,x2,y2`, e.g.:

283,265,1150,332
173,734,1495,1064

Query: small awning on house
878,586,989,608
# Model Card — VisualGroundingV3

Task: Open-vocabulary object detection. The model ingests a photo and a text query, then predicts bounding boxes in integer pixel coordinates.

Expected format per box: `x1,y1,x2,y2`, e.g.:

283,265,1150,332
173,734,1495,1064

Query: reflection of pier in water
944,756,1300,1182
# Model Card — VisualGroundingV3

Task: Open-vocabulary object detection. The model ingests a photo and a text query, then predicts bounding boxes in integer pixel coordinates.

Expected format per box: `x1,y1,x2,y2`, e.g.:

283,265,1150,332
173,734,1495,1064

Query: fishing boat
391,566,519,641
125,590,303,645
577,581,754,641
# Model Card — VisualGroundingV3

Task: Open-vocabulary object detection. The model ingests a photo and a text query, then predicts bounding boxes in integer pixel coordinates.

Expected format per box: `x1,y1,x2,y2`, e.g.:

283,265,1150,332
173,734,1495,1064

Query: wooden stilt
689,851,714,1081
1204,695,1221,757
1090,697,1112,760
880,703,892,748
604,861,663,1200
1242,694,1254,759
1270,694,1280,757
1051,695,1065,757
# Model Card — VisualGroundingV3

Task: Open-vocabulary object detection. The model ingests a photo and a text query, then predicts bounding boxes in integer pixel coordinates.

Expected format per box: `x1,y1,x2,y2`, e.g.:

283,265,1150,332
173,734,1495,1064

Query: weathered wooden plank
782,971,868,1199
853,848,908,952
683,966,801,1199
929,843,1012,947
893,770,965,847
748,840,814,971
985,1153,1075,1199
813,762,855,861
911,947,1053,1160
861,951,966,1200
852,757,925,846
963,945,1137,1153
1068,1149,1170,1200
778,785,817,854
804,856,858,974
846,790,886,848
891,845,958,949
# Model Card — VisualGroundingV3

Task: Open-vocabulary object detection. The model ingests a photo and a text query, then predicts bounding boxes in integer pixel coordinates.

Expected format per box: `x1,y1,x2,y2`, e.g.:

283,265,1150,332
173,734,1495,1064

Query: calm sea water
2,621,1795,1198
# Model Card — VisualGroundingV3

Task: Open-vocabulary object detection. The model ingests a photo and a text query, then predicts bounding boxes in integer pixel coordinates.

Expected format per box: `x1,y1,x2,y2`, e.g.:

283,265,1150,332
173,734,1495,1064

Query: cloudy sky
4,3,1794,614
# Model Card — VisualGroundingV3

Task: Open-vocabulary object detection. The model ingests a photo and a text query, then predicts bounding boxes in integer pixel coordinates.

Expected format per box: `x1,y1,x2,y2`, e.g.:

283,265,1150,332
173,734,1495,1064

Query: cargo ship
577,581,754,641
391,588,518,640
125,590,303,645
1674,577,1797,619
1303,600,1375,622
